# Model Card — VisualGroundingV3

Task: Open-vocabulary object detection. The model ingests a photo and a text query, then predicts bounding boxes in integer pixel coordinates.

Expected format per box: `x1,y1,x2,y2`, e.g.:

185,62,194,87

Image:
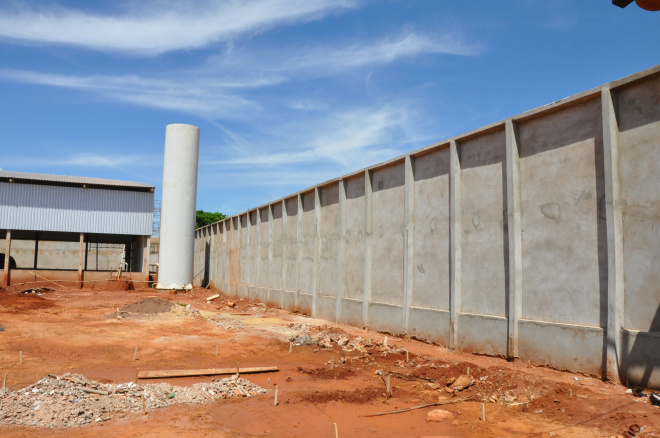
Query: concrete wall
194,65,660,389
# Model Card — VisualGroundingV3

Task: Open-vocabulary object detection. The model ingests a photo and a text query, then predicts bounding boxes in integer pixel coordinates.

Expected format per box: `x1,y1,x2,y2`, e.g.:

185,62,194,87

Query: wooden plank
138,366,279,379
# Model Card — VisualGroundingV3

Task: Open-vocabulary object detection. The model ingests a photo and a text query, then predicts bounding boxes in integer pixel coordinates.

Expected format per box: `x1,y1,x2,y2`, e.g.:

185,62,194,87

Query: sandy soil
0,285,658,438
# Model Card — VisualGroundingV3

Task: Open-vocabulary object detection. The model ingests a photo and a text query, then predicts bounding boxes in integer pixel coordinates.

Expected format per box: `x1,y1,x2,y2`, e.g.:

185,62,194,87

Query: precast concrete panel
519,99,606,327
371,163,405,306
319,184,340,298
343,176,366,300
300,191,316,295
412,148,450,310
284,198,299,293
460,130,507,317
618,76,660,332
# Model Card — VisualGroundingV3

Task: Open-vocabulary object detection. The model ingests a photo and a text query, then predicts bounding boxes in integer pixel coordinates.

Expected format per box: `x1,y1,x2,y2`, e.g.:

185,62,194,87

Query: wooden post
3,230,11,287
78,232,84,288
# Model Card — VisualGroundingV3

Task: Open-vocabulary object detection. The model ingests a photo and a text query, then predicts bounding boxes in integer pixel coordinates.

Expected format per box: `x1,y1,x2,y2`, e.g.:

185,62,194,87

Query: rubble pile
0,373,267,428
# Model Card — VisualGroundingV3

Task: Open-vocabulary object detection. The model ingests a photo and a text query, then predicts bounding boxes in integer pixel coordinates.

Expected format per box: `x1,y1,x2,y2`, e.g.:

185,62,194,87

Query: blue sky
0,1,658,216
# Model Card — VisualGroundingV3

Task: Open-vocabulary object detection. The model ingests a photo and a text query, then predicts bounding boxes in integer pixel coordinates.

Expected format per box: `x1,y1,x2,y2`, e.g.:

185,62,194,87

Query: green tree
196,210,227,228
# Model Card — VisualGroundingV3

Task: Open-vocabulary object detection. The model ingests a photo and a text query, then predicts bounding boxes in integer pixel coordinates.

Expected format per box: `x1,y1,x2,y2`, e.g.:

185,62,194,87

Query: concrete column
33,235,39,270
210,223,217,288
312,187,321,318
449,140,462,349
404,155,415,333
223,220,229,292
282,200,288,303
3,230,11,287
602,86,625,383
78,232,85,288
238,215,243,297
246,213,252,297
267,205,273,302
505,120,523,358
337,180,346,323
296,194,303,310
363,170,373,328
143,237,151,282
255,212,261,296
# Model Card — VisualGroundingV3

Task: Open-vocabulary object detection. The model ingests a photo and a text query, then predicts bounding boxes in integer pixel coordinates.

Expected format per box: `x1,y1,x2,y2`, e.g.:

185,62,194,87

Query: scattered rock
449,375,474,391
426,409,454,422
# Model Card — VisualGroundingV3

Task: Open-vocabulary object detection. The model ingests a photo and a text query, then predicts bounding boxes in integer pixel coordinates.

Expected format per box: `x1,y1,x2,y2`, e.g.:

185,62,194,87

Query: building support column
505,120,524,359
404,155,415,333
3,230,11,287
78,232,85,288
602,86,625,383
312,187,321,318
296,194,303,311
337,179,346,323
143,236,151,282
282,200,288,308
449,140,462,350
363,170,373,328
33,234,39,270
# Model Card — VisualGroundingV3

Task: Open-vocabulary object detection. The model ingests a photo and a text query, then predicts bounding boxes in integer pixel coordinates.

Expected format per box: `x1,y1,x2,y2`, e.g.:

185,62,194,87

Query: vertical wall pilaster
312,187,322,317
404,155,415,332
255,211,262,296
602,86,625,383
449,140,462,349
296,194,303,310
246,213,252,296
222,220,228,291
210,224,217,288
505,119,524,358
267,205,273,302
337,180,346,322
282,200,288,306
363,170,373,328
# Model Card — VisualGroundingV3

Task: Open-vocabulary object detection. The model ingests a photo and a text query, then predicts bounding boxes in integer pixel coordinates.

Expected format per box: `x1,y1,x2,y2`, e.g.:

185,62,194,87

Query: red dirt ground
0,285,658,437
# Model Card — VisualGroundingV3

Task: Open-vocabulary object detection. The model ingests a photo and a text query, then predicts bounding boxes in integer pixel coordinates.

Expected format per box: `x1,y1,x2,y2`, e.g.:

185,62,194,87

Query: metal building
0,171,154,287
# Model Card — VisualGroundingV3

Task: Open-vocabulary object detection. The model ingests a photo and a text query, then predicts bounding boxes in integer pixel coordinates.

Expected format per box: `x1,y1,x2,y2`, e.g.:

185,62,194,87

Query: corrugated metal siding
0,171,153,189
0,183,153,235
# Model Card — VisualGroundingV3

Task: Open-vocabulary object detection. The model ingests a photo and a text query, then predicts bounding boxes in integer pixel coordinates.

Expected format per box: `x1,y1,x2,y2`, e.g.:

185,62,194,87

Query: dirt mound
120,297,174,315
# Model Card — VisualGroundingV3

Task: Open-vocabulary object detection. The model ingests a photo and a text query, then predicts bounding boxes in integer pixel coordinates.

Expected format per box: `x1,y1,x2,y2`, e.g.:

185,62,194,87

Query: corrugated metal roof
0,181,153,235
0,171,154,191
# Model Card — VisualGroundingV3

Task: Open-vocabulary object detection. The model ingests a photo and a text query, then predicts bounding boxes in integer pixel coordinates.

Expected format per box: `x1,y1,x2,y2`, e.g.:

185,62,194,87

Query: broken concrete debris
0,373,267,428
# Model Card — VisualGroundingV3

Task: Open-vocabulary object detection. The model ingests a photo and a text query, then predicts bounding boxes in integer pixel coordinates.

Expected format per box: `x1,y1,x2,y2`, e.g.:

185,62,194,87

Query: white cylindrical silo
156,124,200,290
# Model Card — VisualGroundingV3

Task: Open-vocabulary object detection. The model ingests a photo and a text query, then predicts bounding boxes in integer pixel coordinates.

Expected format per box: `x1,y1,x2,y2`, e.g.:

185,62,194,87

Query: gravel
0,373,268,428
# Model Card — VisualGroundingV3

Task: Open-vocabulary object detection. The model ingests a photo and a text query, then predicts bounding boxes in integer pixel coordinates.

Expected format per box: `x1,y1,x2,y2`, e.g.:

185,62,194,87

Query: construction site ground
0,285,658,438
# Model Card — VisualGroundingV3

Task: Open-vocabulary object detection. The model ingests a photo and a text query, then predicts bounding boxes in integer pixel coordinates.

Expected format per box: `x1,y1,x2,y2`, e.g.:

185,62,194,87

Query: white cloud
278,32,482,72
0,69,263,119
208,105,412,172
209,31,483,79
3,152,161,169
0,0,358,55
